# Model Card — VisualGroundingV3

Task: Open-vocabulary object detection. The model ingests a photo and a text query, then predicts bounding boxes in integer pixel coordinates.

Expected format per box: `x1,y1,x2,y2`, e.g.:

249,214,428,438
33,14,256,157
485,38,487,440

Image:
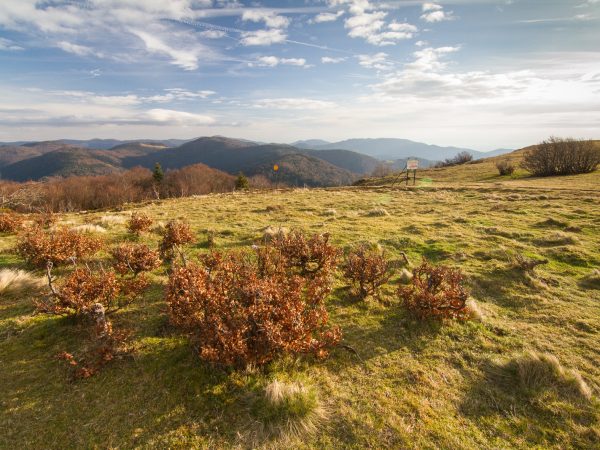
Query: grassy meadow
1,162,599,448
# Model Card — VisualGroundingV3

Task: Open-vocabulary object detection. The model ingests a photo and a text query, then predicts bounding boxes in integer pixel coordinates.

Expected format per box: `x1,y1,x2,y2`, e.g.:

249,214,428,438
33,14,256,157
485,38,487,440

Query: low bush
166,248,341,368
110,243,161,276
267,230,340,277
436,151,474,168
127,212,153,236
0,212,23,233
342,243,392,299
37,265,149,316
521,137,600,176
496,160,515,176
16,227,102,267
398,260,469,320
158,220,195,261
34,211,57,229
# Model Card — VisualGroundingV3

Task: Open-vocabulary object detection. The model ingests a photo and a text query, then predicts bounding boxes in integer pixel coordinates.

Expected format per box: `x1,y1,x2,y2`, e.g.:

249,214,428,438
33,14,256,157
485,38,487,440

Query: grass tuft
503,351,592,401
251,379,326,442
0,268,46,297
364,207,389,217
70,224,107,234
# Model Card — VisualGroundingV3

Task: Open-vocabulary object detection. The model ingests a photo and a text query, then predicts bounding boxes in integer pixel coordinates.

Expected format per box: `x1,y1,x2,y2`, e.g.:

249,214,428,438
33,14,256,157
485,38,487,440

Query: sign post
406,159,418,185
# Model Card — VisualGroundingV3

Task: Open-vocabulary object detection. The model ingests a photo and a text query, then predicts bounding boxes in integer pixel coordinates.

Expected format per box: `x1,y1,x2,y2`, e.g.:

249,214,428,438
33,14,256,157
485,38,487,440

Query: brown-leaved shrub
398,260,469,320
16,227,102,267
38,265,149,316
0,212,23,233
110,243,161,276
158,220,195,261
342,243,392,299
127,212,153,236
269,230,340,276
166,248,341,368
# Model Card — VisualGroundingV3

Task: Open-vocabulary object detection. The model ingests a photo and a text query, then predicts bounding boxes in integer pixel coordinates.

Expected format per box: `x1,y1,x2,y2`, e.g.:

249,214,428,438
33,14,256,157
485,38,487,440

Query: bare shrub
57,319,129,379
496,160,515,176
110,243,161,276
521,137,600,176
166,248,341,368
158,220,195,261
436,151,473,168
0,212,23,233
342,243,392,299
398,260,469,320
0,268,45,296
503,351,591,401
16,227,102,267
34,211,57,229
127,212,153,236
370,163,394,178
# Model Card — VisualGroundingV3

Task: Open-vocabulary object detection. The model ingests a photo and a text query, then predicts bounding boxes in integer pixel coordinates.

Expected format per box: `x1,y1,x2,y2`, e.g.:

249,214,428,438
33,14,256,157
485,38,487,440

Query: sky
0,0,599,151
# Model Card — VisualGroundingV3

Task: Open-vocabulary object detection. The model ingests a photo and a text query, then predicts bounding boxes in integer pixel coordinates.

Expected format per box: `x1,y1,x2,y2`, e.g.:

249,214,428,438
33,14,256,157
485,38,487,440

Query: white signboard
407,159,419,170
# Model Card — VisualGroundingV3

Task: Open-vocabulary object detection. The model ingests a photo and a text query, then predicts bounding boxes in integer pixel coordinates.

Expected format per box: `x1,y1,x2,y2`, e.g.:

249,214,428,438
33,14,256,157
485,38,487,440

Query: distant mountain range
0,137,380,186
0,136,513,186
292,138,512,161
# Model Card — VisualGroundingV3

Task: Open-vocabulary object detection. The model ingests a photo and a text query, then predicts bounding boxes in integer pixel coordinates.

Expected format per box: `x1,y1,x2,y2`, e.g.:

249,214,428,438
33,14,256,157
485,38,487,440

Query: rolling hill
294,138,512,161
123,137,358,187
0,137,374,186
0,147,122,181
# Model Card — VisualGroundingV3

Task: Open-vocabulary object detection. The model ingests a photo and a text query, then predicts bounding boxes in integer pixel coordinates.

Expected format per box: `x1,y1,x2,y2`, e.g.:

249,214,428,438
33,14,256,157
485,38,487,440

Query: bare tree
521,137,600,176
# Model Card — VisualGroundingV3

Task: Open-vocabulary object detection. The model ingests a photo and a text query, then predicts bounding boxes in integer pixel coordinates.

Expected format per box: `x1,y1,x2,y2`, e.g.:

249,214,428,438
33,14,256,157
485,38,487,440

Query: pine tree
152,163,164,199
235,172,249,190
153,163,164,184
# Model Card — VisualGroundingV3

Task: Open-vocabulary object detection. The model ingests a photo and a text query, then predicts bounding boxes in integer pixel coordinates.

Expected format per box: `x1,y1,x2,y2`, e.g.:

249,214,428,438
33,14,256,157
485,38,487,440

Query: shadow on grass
0,308,269,448
459,360,599,448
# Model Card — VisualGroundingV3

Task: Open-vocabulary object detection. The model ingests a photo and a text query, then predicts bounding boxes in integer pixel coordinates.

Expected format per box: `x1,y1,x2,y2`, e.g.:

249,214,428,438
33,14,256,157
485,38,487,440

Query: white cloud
241,10,290,29
144,109,216,125
358,52,394,70
250,56,309,67
198,29,227,39
321,56,347,64
0,37,23,51
131,30,202,70
56,41,99,57
254,98,336,110
312,11,344,23
240,29,287,46
422,3,443,12
339,0,417,45
420,3,455,23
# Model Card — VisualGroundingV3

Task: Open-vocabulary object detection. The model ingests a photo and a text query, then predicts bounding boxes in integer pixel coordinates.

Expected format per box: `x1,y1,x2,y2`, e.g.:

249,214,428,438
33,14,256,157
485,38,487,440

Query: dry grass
364,207,389,217
254,379,326,441
0,269,45,297
262,226,289,242
504,351,592,401
70,224,107,234
98,215,128,226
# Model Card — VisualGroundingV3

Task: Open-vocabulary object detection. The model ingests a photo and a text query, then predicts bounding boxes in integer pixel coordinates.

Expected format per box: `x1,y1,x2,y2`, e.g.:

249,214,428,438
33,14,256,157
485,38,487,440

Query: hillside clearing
1,176,599,448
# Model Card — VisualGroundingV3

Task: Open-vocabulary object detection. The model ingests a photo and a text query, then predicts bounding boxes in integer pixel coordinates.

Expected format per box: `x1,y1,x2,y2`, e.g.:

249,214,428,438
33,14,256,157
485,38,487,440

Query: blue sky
0,0,598,150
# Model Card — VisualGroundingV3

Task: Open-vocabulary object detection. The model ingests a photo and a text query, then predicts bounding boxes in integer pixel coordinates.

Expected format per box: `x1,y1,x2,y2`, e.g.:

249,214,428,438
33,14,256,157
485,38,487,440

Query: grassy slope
1,165,599,448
